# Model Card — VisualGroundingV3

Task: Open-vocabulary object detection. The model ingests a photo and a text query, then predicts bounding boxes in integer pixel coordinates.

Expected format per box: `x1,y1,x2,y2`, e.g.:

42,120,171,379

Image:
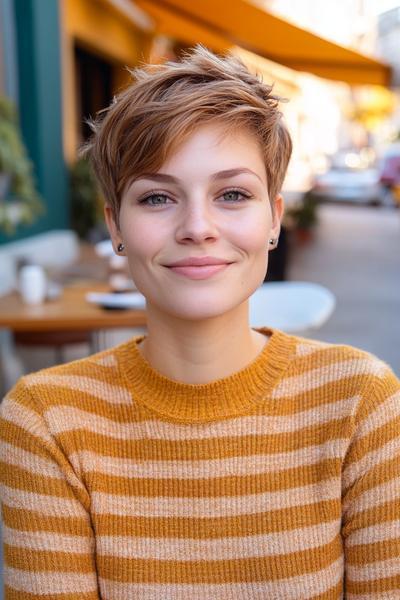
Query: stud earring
269,238,278,247
117,243,125,252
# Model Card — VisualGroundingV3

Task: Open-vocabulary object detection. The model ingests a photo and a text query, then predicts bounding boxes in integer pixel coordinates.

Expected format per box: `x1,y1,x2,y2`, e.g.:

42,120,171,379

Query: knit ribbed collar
118,328,295,423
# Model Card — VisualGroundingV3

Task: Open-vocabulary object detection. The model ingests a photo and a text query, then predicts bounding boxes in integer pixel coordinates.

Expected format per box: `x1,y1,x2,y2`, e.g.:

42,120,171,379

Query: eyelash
138,188,253,206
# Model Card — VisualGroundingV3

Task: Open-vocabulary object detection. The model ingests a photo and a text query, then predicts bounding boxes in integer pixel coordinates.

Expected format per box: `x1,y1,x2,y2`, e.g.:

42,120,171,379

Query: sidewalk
287,203,400,375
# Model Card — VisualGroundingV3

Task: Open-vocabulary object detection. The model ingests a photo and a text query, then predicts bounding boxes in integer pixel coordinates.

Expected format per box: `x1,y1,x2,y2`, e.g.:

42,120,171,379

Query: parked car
378,143,400,207
379,143,400,184
308,164,382,206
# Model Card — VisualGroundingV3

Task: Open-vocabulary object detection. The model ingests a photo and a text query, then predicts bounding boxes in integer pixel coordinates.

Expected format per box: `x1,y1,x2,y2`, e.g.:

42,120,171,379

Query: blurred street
288,204,400,375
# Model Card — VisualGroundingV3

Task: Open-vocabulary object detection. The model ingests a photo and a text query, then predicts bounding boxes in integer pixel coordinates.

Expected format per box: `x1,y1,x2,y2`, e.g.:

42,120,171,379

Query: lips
165,256,230,267
164,256,233,280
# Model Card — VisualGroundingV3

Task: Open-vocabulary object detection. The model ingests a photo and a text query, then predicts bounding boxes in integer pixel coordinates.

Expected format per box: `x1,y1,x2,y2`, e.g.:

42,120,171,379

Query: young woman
0,47,399,599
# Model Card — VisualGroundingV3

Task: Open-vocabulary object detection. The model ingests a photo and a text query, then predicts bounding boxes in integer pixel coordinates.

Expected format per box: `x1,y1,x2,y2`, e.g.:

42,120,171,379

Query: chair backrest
249,282,336,332
0,230,80,296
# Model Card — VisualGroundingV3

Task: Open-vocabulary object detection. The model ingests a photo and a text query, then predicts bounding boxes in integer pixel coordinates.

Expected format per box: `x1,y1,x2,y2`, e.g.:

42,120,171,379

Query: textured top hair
85,45,293,225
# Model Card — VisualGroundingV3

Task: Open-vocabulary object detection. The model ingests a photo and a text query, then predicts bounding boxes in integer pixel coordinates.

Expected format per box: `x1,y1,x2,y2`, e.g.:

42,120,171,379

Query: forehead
159,123,266,176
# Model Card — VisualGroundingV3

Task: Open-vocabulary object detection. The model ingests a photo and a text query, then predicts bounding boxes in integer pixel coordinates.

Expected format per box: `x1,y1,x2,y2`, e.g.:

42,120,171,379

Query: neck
138,301,269,384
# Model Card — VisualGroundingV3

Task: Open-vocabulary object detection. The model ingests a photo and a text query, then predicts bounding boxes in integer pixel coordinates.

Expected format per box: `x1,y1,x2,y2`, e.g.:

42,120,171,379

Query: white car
309,165,383,205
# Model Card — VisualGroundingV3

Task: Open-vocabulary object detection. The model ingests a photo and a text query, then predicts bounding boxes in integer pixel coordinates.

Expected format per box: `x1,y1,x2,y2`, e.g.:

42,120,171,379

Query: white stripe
346,556,400,581
97,520,339,560
91,354,118,367
4,566,97,594
295,341,331,357
0,483,86,517
2,524,94,553
352,391,400,439
343,477,400,520
272,359,387,398
0,440,63,479
0,398,53,445
342,436,400,491
25,374,132,405
45,396,358,439
346,519,400,546
71,439,347,480
91,477,341,518
99,556,343,600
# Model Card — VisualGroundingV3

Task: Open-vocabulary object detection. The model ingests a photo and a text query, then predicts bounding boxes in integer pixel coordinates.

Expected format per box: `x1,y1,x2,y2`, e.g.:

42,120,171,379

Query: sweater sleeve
0,378,100,599
341,361,400,598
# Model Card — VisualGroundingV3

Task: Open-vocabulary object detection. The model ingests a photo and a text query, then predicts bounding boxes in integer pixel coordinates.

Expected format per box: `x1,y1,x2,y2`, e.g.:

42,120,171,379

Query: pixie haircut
86,45,293,226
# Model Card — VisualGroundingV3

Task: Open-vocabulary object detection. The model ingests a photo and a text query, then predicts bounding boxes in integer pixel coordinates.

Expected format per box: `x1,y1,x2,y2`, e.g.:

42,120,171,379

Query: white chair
250,282,335,332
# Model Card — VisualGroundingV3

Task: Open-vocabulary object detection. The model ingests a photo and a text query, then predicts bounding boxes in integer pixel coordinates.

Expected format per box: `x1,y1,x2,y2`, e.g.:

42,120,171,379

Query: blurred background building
0,0,397,242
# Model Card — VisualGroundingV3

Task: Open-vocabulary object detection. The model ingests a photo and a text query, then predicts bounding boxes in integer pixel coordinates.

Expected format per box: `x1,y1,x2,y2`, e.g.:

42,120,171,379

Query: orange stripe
1,505,91,535
85,458,342,497
4,545,95,572
96,540,343,583
98,562,343,598
93,498,340,538
58,421,350,461
90,477,341,518
346,573,400,596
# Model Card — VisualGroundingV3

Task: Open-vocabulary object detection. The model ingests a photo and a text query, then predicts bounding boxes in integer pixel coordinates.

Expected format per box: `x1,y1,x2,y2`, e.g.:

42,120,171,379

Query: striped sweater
0,327,399,599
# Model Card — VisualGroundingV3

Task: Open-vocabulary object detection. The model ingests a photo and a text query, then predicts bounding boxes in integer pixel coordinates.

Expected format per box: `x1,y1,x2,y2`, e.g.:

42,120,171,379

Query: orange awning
135,0,391,86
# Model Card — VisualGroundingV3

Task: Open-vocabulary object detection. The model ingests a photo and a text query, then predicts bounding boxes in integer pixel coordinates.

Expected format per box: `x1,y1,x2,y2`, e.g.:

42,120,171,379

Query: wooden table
0,282,147,394
0,283,146,332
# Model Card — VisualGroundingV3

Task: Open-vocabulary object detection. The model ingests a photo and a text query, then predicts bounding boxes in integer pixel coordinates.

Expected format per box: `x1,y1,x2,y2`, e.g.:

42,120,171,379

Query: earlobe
268,237,279,250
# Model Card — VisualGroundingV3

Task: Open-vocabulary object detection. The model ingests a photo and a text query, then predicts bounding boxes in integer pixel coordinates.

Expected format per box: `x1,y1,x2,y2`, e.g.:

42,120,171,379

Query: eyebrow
136,168,263,184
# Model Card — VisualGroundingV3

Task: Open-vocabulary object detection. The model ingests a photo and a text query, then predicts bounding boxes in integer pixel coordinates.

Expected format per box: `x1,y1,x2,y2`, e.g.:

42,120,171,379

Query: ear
104,204,124,254
270,193,284,239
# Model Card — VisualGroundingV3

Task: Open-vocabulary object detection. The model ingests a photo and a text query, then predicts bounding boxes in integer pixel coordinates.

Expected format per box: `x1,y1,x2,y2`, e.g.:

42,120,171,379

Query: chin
164,308,237,323
170,305,233,322
152,290,252,322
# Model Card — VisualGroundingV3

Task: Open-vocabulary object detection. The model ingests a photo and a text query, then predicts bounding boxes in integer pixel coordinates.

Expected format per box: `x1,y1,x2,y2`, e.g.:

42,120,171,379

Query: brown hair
85,45,292,226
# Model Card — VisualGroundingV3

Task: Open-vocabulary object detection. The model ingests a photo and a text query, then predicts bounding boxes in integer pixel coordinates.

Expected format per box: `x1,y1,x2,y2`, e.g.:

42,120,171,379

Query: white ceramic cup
19,264,47,305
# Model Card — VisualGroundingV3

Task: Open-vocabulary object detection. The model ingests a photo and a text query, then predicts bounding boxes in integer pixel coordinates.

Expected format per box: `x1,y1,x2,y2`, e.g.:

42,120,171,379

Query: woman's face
105,123,283,321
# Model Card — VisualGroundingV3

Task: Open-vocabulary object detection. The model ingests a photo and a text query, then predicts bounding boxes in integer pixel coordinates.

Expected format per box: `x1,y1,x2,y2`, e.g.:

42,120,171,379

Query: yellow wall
60,0,152,162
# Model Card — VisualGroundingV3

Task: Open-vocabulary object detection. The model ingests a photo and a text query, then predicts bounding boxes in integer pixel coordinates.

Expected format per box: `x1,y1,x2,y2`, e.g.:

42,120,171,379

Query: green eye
141,194,170,205
222,190,249,202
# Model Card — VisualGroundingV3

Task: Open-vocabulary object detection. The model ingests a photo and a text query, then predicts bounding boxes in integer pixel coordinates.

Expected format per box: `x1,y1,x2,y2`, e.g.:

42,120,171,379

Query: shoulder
290,334,392,376
274,333,399,401
1,339,137,419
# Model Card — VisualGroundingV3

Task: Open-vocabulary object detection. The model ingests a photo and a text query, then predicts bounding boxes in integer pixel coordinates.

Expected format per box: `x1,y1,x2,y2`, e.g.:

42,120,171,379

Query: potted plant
0,96,43,234
285,191,318,243
69,157,106,241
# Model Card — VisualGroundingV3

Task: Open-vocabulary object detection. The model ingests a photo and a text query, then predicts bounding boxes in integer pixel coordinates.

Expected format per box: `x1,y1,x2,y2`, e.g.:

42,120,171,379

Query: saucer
86,291,146,310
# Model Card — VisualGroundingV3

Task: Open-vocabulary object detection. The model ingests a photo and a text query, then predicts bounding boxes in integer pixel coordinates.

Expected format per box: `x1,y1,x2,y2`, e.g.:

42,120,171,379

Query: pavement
287,203,400,376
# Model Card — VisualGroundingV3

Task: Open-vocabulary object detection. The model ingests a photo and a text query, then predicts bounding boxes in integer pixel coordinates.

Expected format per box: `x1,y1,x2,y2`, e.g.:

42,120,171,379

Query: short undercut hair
86,45,293,226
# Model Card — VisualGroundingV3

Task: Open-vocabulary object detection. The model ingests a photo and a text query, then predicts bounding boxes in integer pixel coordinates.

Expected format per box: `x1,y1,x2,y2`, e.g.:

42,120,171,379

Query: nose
175,199,219,245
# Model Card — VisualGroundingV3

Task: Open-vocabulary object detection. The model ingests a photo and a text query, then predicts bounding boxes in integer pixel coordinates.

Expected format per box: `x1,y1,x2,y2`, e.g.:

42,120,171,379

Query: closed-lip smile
163,256,233,280
165,256,231,267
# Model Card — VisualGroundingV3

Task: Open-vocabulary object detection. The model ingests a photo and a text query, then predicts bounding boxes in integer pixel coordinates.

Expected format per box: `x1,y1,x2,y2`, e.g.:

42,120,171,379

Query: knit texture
0,327,399,599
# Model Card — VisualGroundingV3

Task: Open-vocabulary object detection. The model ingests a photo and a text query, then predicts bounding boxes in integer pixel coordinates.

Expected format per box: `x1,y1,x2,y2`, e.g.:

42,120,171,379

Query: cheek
229,209,271,253
120,215,162,260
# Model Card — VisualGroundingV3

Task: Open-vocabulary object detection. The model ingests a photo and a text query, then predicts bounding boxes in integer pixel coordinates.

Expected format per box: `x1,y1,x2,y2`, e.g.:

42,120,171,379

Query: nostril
175,218,219,244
